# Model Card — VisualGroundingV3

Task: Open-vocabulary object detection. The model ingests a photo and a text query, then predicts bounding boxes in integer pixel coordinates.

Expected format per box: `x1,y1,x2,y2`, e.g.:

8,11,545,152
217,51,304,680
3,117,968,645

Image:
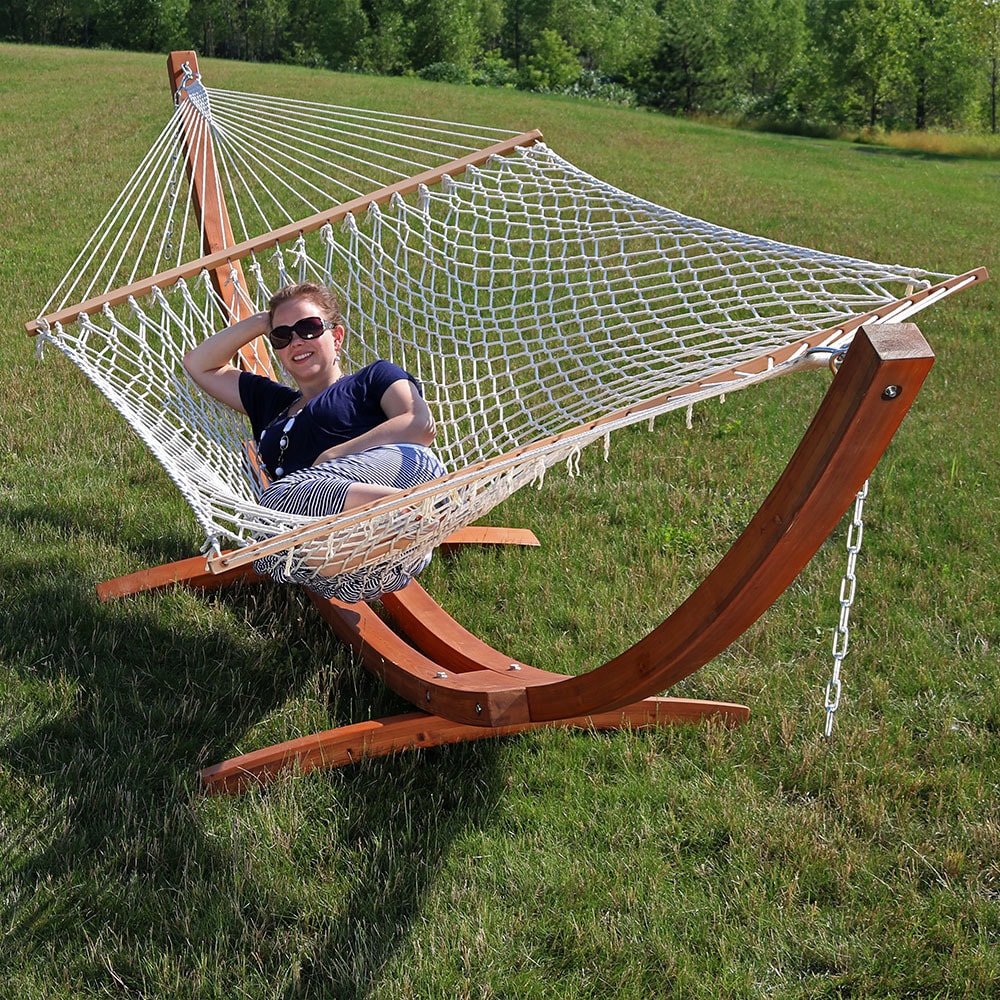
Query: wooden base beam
96,525,540,600
198,696,750,795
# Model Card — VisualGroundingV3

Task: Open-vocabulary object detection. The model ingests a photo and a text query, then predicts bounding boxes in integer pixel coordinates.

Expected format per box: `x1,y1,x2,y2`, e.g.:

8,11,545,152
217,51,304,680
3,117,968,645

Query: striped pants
254,444,447,603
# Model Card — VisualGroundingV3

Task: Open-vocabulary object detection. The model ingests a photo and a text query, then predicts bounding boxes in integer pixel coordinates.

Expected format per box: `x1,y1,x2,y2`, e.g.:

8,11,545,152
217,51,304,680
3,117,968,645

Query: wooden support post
166,50,272,377
95,527,539,600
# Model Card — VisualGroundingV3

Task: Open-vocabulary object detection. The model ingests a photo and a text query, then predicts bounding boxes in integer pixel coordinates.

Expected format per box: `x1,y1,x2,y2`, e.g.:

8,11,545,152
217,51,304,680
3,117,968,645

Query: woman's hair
268,282,342,326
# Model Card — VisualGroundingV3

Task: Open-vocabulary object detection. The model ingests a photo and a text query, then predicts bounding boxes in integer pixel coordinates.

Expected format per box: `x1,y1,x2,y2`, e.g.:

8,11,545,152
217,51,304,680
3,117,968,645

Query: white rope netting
33,71,970,581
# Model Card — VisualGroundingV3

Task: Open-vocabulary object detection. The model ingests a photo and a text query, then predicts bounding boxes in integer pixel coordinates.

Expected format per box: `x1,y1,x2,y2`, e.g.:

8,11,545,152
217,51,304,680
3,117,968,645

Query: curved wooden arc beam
328,323,934,728
529,321,934,720
199,698,749,795
195,321,930,792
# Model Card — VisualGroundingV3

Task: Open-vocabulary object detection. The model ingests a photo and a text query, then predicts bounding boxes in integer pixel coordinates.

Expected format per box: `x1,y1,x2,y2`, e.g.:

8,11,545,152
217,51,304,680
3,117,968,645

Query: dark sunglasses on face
267,316,335,350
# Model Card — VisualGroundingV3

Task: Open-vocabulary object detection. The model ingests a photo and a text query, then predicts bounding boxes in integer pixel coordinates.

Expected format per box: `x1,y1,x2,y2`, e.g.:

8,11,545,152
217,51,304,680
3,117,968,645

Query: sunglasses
267,316,336,350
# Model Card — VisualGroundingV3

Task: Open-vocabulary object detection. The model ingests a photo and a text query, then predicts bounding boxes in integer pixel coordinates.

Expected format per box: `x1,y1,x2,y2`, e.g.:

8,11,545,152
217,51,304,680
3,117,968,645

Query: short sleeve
239,370,301,442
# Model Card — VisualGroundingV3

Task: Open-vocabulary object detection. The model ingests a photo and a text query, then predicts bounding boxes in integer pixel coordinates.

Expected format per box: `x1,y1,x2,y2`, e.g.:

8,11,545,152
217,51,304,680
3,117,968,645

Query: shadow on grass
851,143,973,163
0,507,504,998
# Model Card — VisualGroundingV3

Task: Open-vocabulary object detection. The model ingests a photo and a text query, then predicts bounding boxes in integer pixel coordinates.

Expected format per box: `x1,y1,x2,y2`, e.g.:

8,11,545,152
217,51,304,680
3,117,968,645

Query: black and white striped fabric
253,444,446,603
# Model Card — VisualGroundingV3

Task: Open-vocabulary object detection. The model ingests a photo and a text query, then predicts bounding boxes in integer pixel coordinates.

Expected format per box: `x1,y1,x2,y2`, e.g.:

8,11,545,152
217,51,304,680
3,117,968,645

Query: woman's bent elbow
422,415,438,445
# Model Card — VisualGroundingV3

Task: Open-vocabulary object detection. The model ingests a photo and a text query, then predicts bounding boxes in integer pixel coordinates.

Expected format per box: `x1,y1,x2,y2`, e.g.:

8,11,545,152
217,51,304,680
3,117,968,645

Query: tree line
4,0,998,133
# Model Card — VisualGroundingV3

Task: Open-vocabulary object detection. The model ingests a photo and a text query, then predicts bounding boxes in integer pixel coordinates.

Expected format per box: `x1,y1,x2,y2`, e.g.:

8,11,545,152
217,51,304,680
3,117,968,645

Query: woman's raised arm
182,311,271,413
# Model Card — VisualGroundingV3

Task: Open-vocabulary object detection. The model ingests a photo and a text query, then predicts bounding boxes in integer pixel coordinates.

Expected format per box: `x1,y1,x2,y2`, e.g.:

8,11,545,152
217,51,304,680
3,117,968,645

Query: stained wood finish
381,581,541,676
63,53,941,788
526,323,934,721
166,51,272,377
319,324,933,728
95,526,540,600
203,313,930,786
198,697,750,795
96,555,263,600
308,590,540,727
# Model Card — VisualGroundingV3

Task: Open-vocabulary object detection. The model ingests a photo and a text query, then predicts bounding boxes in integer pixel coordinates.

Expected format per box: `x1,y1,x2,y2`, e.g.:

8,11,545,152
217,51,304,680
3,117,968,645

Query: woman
183,282,445,602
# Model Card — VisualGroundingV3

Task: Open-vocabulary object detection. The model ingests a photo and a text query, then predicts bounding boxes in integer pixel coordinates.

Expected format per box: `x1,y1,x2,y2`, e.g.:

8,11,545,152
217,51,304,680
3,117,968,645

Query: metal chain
824,479,869,737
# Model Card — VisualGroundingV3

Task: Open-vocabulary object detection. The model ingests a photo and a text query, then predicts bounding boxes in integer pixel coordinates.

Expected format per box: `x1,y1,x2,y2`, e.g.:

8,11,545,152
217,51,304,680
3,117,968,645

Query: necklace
262,399,304,479
272,414,297,478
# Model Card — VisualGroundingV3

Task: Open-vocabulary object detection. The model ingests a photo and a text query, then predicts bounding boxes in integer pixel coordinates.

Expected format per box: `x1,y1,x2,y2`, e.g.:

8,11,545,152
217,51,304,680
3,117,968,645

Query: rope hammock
29,60,982,594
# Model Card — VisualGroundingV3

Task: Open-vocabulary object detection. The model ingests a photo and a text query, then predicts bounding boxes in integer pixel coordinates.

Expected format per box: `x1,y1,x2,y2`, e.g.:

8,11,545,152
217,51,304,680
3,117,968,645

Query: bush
560,70,637,107
520,29,580,92
282,42,328,70
472,50,519,89
418,62,472,85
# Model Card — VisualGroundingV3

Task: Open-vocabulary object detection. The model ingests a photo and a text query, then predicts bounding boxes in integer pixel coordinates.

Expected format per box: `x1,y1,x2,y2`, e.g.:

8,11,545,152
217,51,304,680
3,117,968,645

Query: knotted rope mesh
33,74,964,581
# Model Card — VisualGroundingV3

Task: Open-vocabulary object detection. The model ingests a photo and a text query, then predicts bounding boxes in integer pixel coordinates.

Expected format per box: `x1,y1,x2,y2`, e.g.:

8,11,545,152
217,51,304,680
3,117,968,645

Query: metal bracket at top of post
168,50,207,109
178,61,199,90
173,63,211,119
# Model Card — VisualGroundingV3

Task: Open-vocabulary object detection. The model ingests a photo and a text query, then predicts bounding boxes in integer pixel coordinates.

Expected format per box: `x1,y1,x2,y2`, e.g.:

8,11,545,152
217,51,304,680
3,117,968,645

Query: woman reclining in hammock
183,281,446,603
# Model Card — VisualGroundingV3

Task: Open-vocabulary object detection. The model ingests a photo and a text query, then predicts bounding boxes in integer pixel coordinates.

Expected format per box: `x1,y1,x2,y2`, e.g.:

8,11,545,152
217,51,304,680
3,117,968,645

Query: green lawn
1,44,998,999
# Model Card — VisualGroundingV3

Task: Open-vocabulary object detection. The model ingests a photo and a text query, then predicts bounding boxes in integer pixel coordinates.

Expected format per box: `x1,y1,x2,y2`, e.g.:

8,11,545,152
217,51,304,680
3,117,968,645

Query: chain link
824,479,869,737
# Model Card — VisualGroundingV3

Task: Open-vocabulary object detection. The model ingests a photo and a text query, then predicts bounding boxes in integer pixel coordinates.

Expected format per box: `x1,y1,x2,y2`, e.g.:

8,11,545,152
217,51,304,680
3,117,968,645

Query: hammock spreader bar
25,130,544,335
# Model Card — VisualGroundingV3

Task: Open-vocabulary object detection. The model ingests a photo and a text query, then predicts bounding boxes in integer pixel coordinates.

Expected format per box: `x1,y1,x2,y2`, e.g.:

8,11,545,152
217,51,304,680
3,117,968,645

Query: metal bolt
508,663,521,671
882,384,902,400
475,703,483,715
434,671,448,678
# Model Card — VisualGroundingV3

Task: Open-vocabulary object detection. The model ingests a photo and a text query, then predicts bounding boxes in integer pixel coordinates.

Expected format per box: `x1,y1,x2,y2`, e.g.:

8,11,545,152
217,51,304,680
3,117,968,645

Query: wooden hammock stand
83,53,940,794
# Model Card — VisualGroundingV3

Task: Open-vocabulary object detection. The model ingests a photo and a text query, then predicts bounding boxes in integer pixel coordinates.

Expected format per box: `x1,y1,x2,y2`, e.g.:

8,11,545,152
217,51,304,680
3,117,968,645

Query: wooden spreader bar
25,87,543,335
96,526,540,600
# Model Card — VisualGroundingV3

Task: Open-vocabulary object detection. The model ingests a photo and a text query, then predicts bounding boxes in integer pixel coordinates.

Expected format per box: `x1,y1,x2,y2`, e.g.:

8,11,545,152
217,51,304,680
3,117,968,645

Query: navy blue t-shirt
239,360,420,478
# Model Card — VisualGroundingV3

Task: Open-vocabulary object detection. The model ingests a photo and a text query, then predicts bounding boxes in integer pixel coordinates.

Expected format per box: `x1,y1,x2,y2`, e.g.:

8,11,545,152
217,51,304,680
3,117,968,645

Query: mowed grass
1,44,999,999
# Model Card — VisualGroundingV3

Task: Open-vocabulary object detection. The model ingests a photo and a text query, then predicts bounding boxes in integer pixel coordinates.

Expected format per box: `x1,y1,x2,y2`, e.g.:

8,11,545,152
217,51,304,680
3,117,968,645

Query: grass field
1,44,998,999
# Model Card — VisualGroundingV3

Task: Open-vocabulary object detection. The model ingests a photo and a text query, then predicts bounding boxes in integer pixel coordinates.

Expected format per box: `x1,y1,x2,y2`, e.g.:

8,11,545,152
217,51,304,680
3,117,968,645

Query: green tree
821,0,917,128
188,0,288,60
640,0,730,113
285,0,366,68
963,0,1000,130
410,0,499,71
552,0,660,76
503,0,559,68
354,0,409,73
725,0,807,115
6,0,102,45
522,27,580,89
905,0,976,129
